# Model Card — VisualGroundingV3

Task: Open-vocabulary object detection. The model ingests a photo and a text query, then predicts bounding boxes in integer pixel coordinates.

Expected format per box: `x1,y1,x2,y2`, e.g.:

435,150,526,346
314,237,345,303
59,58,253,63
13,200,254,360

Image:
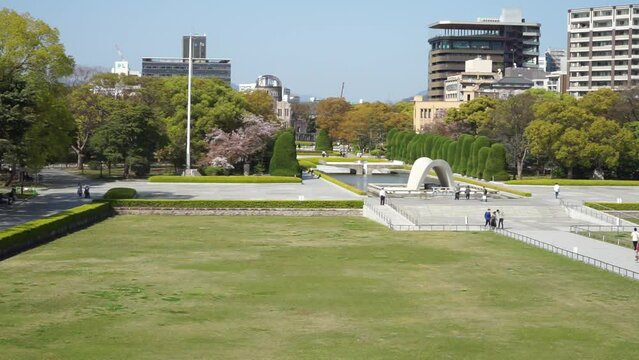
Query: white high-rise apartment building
568,4,639,97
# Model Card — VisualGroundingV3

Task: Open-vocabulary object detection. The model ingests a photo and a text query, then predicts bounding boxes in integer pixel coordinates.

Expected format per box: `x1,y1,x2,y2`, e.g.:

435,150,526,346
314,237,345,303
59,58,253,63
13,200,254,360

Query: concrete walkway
381,187,639,278
0,168,362,230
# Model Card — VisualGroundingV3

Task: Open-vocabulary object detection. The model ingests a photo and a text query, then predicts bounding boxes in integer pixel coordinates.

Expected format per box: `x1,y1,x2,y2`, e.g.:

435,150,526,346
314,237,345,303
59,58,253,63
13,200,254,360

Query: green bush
316,172,367,195
467,136,490,177
298,160,315,170
483,143,508,181
0,203,112,254
104,199,364,209
315,129,332,151
423,135,434,159
475,147,490,179
506,179,639,186
385,129,398,159
148,176,301,183
201,166,225,176
87,161,101,171
269,131,299,177
446,141,457,166
103,187,137,199
370,149,384,158
127,156,150,177
458,135,475,174
585,202,639,211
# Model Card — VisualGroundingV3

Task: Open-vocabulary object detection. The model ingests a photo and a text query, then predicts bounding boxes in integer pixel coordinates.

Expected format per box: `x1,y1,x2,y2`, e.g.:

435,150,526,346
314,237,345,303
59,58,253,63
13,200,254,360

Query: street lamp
186,35,193,174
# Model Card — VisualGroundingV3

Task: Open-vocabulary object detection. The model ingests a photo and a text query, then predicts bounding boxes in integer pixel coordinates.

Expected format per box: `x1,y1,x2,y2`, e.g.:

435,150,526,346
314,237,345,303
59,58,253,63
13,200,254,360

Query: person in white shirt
553,183,560,199
631,228,639,251
379,188,386,205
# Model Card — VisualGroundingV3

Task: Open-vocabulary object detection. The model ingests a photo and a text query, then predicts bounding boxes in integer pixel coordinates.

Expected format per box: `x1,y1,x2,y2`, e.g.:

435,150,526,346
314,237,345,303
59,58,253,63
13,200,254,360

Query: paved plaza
0,168,362,230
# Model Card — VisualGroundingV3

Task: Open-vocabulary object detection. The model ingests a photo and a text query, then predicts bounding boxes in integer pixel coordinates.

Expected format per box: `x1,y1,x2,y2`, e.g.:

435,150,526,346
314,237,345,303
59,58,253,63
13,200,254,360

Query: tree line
386,130,508,180
430,88,639,179
0,9,298,181
315,97,413,151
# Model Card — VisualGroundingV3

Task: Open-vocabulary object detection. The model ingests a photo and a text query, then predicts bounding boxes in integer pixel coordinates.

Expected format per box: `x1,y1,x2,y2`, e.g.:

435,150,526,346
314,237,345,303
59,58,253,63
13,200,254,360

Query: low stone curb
113,207,363,217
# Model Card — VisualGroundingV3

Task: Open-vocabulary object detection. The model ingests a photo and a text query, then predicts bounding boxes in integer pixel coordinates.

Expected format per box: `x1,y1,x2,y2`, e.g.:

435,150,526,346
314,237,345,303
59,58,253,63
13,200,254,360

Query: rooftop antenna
340,82,345,99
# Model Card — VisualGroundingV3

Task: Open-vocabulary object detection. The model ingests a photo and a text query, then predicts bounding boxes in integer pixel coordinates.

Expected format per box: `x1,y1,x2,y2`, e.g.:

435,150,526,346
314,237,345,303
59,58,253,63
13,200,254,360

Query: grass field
1,216,639,359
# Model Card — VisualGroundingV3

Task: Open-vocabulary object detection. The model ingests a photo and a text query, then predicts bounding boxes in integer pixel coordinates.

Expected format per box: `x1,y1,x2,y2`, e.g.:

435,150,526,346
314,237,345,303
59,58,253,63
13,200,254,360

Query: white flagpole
186,35,193,172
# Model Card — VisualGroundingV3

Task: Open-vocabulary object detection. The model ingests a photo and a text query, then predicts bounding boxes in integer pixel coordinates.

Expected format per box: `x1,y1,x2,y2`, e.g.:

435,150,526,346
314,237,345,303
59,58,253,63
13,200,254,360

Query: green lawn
1,216,639,359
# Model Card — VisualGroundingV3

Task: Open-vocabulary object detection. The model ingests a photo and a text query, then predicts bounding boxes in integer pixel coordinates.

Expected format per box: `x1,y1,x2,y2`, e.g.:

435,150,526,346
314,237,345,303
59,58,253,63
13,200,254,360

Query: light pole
186,35,193,173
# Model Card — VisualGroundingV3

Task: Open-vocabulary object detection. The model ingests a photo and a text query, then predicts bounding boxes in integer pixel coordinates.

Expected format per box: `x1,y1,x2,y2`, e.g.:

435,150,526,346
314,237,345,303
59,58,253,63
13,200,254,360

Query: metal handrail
364,198,394,228
560,200,628,225
570,225,638,233
391,224,489,232
385,198,419,225
495,228,639,280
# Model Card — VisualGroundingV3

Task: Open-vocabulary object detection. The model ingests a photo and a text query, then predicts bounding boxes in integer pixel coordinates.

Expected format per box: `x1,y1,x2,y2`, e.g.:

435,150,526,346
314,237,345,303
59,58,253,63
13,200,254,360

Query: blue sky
1,0,630,101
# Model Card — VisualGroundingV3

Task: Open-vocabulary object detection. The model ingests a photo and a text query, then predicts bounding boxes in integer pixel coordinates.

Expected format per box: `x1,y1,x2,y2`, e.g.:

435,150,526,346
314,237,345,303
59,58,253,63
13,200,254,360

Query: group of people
453,184,488,201
77,183,91,199
484,208,504,230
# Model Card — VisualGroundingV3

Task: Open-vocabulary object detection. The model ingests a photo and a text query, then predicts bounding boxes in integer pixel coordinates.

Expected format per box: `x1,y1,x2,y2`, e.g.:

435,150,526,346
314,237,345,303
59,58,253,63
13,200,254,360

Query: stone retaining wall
114,208,363,217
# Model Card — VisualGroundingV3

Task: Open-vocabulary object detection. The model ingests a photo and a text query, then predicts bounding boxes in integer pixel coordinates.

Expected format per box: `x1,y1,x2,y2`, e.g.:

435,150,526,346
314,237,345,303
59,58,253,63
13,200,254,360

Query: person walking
482,186,488,202
77,183,83,197
465,186,470,200
454,183,460,200
379,187,386,206
497,209,504,229
83,185,91,199
484,208,491,227
554,183,560,199
632,227,639,250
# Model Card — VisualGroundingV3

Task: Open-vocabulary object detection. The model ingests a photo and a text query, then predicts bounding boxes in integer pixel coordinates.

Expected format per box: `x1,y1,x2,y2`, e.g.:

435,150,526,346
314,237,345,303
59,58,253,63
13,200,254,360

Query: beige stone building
413,96,462,132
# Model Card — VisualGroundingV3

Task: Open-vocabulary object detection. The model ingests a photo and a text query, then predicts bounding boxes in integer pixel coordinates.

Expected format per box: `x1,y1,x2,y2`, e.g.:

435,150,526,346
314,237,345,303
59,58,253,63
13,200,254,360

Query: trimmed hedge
0,203,112,257
148,176,301,184
483,143,509,181
298,160,315,170
505,179,639,186
103,187,137,199
456,176,532,197
104,199,364,209
315,129,332,151
476,147,490,179
585,202,639,211
270,131,300,177
316,172,367,195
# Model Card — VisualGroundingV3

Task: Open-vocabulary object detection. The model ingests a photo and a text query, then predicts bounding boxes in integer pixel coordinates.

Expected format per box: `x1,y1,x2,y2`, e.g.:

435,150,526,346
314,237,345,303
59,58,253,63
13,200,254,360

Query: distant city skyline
1,0,632,101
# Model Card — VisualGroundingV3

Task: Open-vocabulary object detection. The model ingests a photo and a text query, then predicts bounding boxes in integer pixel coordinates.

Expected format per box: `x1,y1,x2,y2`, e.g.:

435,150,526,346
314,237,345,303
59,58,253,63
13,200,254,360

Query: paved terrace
0,168,361,230
367,181,639,279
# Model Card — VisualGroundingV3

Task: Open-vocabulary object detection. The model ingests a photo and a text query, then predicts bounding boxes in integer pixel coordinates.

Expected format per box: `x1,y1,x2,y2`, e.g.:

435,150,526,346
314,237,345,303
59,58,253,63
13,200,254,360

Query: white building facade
568,4,639,97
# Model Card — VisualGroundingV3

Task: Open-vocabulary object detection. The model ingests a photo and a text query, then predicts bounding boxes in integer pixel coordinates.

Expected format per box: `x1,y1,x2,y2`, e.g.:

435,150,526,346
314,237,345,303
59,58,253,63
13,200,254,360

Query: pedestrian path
384,195,639,279
504,230,639,279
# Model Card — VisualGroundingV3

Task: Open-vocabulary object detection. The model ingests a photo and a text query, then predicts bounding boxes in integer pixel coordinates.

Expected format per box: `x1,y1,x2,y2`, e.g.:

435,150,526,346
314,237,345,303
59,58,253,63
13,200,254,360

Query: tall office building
567,4,639,97
183,35,207,59
428,9,541,100
142,35,231,84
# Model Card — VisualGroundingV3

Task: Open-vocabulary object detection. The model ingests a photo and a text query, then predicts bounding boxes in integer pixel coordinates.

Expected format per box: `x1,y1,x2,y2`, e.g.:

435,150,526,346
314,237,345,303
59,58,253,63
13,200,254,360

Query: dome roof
256,74,282,88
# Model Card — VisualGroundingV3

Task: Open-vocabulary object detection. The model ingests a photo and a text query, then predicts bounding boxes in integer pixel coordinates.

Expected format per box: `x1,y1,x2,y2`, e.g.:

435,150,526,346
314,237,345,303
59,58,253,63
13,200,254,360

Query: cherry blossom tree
203,114,278,169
